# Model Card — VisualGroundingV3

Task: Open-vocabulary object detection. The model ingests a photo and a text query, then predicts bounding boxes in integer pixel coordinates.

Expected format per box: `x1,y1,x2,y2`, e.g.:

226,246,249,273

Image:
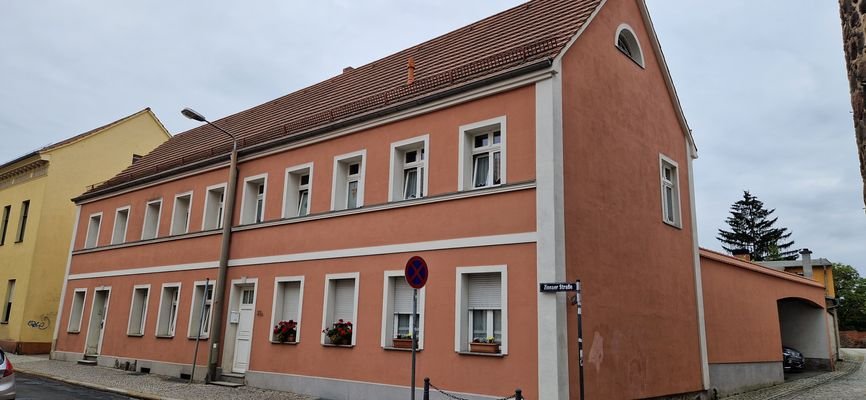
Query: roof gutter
73,59,553,204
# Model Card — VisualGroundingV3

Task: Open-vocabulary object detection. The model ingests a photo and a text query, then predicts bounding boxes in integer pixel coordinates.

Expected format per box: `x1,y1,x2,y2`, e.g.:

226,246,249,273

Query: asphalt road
16,372,137,399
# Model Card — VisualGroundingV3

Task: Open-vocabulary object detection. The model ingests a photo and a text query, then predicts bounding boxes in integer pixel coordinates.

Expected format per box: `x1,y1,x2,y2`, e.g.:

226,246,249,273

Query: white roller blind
332,279,355,321
392,277,414,314
467,273,501,309
280,282,301,321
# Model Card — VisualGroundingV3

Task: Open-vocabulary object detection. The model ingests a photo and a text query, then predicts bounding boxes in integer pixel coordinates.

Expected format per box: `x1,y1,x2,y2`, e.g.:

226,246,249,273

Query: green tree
717,191,798,261
834,263,866,331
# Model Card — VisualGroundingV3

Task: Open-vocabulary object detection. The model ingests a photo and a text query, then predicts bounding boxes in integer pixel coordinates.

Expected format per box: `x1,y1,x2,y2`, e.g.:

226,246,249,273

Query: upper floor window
241,174,267,224
459,117,506,191
331,151,366,211
111,207,130,245
84,213,103,249
390,136,428,201
141,199,162,240
283,164,313,218
203,184,226,230
615,24,644,67
0,205,10,246
659,155,681,228
15,200,29,243
170,192,193,235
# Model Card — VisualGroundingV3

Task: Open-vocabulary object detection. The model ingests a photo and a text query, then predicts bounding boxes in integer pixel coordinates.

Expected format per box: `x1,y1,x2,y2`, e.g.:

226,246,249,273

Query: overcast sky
1,1,864,273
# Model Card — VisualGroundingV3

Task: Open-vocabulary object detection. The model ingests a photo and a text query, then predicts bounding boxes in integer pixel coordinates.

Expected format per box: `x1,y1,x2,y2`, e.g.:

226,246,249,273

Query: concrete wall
778,299,832,369
708,362,783,397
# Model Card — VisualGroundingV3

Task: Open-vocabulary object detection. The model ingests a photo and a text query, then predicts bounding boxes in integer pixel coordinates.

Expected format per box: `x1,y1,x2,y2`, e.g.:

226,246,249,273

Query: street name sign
539,282,578,292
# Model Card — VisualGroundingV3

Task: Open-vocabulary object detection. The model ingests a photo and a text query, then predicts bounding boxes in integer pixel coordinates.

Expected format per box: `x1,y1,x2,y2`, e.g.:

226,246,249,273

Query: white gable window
127,285,150,336
271,276,304,342
203,184,226,230
111,207,130,245
67,289,87,333
458,117,506,191
389,135,429,202
615,24,644,67
455,266,507,354
241,174,267,224
659,154,682,228
188,281,214,338
84,213,102,249
170,192,193,235
321,273,359,346
156,283,181,337
381,271,425,349
331,151,366,211
141,199,162,240
283,163,313,218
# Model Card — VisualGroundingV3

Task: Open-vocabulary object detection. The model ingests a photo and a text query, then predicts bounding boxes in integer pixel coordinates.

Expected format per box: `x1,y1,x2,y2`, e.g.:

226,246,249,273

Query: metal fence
423,377,524,400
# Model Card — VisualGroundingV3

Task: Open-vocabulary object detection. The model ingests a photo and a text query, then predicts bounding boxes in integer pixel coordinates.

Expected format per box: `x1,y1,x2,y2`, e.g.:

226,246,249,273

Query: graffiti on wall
27,315,50,330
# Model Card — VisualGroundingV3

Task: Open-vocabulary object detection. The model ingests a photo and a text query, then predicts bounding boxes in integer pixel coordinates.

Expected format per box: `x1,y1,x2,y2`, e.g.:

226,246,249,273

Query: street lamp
181,107,238,383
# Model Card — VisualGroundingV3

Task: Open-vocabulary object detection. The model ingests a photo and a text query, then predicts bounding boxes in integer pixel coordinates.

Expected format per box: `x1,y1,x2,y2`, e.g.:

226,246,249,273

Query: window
381,272,425,348
188,281,214,338
459,117,506,191
331,151,366,211
241,174,267,224
156,284,181,337
321,273,359,345
203,184,227,230
141,199,162,240
615,24,644,67
84,213,103,249
127,285,150,336
455,267,507,354
389,136,429,201
659,155,681,227
111,207,130,245
67,289,87,332
283,164,313,218
170,192,193,235
1,280,14,323
15,200,29,242
271,277,304,342
0,205,10,246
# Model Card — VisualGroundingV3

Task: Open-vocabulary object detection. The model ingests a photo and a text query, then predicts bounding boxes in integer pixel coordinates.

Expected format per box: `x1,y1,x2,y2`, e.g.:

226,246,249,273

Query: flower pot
276,332,296,343
392,338,413,349
329,335,351,346
469,342,500,354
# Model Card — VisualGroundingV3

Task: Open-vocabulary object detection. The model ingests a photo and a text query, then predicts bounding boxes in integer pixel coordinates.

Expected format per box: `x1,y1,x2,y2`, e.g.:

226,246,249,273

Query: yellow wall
0,110,169,349
784,266,836,299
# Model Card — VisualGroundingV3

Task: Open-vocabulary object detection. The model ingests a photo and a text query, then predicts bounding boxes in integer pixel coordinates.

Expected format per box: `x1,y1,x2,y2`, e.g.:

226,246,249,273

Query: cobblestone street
784,349,866,400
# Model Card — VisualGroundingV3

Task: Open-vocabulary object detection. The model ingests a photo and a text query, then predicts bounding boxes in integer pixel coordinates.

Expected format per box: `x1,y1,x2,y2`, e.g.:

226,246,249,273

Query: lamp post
181,107,238,383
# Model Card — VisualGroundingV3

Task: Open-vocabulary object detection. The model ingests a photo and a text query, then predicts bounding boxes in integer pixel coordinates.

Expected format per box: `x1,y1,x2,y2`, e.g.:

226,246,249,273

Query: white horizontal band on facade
67,232,537,280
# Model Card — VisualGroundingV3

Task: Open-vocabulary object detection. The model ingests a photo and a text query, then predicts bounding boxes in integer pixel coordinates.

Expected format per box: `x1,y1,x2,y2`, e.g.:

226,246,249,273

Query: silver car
0,349,14,399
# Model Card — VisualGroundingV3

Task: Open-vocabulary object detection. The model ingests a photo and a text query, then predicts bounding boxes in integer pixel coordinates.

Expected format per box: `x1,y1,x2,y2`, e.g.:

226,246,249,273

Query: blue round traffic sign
405,256,429,289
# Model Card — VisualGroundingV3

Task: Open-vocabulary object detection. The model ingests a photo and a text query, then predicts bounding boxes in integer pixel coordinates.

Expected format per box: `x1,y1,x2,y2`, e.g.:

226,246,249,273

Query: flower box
469,342,500,354
392,338,414,349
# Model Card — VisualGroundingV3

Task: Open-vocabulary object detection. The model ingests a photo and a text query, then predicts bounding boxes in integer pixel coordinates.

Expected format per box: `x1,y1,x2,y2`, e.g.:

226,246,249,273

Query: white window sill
187,335,210,340
322,343,354,348
383,346,423,352
127,333,145,337
155,334,175,339
67,330,80,334
270,340,299,345
662,220,682,230
457,351,505,357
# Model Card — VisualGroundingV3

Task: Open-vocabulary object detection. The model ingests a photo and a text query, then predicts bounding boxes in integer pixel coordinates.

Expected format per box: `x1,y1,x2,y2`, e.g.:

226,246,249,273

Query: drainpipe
182,108,238,383
800,248,813,279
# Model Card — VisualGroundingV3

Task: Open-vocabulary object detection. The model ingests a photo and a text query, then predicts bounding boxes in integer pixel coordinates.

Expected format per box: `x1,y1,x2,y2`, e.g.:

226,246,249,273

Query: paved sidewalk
7,354,315,400
724,349,865,400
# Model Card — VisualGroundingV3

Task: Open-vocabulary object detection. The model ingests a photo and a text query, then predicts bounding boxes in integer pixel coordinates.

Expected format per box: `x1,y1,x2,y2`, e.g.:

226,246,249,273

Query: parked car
782,346,805,371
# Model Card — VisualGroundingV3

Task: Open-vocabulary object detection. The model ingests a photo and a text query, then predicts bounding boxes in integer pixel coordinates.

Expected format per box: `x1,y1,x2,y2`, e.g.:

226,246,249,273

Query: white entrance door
85,290,109,356
232,286,255,373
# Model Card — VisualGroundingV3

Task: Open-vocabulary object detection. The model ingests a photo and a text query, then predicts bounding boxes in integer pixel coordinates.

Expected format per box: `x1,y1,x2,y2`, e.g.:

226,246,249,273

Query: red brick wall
840,330,866,348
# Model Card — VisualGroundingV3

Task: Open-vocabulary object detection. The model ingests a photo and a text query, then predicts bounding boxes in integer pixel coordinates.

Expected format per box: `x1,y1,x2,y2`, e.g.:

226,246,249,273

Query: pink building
53,1,711,398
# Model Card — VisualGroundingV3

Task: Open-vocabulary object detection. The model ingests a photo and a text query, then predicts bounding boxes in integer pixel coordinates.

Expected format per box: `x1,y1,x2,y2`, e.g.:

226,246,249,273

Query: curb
16,367,184,400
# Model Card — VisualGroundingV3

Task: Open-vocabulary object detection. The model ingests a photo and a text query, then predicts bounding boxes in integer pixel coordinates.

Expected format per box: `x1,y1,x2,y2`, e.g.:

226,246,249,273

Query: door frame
83,286,112,356
222,277,258,374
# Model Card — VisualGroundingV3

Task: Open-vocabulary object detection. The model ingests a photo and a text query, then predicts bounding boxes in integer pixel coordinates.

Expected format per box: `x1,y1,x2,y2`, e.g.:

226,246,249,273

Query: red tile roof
83,0,602,199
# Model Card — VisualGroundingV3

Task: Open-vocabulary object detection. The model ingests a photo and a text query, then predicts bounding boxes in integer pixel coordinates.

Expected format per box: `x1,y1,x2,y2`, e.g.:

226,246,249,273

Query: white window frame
84,212,103,249
330,150,366,211
454,265,508,354
126,284,150,336
380,271,426,349
187,280,215,339
155,283,181,337
283,163,314,219
388,135,429,202
659,154,682,228
321,272,360,346
614,23,645,68
458,116,507,191
67,288,87,333
111,206,131,245
240,174,268,225
269,276,305,342
141,199,163,240
202,183,227,231
170,191,193,235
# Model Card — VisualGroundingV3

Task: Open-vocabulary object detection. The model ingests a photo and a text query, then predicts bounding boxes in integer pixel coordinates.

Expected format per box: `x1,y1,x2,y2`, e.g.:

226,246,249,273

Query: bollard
423,377,430,400
515,388,523,400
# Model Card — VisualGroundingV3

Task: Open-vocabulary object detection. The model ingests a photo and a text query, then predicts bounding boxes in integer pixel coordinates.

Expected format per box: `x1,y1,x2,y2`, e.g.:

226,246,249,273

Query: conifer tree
717,191,798,261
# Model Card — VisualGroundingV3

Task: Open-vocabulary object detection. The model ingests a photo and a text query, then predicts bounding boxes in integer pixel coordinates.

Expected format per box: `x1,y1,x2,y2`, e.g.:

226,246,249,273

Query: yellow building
0,109,170,353
758,251,836,299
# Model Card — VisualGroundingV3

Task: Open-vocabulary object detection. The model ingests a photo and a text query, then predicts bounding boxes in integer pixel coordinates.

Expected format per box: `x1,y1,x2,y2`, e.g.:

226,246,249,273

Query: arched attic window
615,24,644,68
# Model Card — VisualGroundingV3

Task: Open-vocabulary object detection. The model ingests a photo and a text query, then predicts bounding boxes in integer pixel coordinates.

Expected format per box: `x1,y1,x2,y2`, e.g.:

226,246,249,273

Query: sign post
540,280,585,400
405,256,428,400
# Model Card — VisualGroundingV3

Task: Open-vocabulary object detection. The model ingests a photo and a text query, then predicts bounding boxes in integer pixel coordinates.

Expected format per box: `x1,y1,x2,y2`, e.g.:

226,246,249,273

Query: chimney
407,56,416,85
343,66,354,73
732,248,751,261
800,248,813,279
